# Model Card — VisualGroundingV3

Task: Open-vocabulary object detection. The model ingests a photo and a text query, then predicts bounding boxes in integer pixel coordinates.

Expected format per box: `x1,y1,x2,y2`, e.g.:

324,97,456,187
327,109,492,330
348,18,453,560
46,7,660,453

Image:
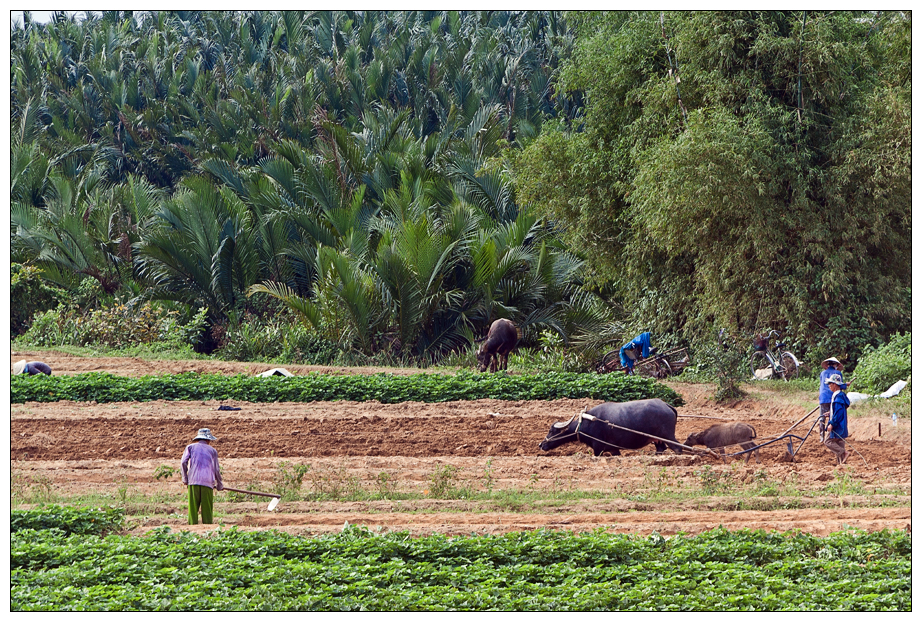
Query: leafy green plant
16,301,184,349
374,472,398,500
11,505,124,535
305,463,358,500
427,464,470,499
822,468,865,496
481,459,496,493
11,370,684,406
678,330,748,401
153,465,177,480
10,263,65,336
115,477,134,508
28,474,56,504
171,307,209,351
10,526,911,611
695,465,734,495
751,469,781,497
11,471,29,503
850,332,911,394
272,461,311,501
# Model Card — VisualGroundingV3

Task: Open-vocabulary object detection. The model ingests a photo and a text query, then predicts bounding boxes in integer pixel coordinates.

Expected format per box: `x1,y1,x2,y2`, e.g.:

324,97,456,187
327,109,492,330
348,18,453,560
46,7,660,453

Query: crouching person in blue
823,374,850,465
619,332,652,375
13,360,52,375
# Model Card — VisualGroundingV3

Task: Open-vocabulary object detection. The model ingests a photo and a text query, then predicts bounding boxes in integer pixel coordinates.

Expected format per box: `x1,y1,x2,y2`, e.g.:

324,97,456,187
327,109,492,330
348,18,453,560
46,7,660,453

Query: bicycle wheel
635,357,670,379
596,350,621,374
779,352,799,381
652,358,672,379
750,351,774,380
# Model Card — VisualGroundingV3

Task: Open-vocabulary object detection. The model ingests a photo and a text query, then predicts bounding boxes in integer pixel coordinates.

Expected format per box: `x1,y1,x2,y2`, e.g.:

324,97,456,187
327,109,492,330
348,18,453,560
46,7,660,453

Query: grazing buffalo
476,319,518,373
685,423,760,464
539,399,683,457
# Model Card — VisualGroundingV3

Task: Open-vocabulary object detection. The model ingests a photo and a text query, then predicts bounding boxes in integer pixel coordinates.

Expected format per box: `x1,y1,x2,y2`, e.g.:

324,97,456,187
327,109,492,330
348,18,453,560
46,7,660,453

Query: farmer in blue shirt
619,332,652,374
818,357,845,439
823,374,850,465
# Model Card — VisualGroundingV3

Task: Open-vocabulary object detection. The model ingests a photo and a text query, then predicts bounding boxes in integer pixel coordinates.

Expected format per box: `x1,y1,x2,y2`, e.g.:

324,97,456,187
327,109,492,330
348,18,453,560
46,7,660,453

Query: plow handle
223,487,281,499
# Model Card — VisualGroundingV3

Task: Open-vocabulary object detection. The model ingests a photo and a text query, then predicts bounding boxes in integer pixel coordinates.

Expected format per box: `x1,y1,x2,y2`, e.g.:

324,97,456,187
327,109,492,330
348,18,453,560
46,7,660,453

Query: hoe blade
267,497,280,512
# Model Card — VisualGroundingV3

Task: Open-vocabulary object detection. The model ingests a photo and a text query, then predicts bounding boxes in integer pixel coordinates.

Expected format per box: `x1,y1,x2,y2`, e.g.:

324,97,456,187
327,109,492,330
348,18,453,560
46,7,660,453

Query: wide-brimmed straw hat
193,428,218,441
13,360,27,375
824,373,845,386
823,357,842,367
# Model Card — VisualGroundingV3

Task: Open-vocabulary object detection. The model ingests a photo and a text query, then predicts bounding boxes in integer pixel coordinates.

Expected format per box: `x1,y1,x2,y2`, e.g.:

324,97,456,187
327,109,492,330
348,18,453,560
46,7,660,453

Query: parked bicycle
750,330,800,381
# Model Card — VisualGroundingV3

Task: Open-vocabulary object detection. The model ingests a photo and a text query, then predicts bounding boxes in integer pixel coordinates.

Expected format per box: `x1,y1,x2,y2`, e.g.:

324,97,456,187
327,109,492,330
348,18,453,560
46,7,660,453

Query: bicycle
595,346,681,379
750,330,800,381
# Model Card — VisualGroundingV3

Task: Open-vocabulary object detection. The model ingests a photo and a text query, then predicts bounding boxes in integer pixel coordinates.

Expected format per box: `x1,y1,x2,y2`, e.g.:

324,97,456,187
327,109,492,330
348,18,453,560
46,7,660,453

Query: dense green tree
515,11,911,361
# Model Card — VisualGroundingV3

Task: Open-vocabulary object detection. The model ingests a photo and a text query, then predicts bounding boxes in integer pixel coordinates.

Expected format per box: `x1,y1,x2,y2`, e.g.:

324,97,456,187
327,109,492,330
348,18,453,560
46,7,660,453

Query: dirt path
10,349,431,377
11,351,912,537
149,506,911,538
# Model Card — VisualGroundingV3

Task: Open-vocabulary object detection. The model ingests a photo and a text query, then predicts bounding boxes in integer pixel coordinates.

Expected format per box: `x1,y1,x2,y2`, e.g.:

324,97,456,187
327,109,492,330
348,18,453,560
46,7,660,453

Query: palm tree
134,177,260,321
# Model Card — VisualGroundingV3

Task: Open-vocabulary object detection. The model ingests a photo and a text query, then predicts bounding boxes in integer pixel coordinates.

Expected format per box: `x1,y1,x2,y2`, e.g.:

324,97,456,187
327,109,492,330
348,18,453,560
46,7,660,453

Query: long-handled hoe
223,487,281,511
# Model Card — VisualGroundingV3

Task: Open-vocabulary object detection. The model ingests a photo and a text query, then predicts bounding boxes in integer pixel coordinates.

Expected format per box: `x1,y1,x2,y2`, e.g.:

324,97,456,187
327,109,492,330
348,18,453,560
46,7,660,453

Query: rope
580,412,717,457
840,438,870,468
677,414,736,421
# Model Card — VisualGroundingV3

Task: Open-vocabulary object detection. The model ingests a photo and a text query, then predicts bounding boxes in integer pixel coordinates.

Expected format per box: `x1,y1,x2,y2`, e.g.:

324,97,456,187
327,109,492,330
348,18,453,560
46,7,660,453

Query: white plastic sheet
847,379,907,403
257,368,294,377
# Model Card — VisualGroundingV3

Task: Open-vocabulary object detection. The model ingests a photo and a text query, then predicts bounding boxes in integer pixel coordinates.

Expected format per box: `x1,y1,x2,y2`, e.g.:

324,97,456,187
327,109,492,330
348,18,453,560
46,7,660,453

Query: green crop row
11,505,125,536
10,371,683,406
11,523,909,611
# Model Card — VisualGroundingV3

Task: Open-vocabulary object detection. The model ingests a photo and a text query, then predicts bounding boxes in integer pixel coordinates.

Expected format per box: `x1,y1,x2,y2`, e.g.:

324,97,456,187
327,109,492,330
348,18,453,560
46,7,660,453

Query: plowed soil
10,350,912,537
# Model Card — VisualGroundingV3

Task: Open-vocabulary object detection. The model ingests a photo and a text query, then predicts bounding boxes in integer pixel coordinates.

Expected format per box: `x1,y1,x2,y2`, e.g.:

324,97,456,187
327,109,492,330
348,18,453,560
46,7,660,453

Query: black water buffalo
476,319,517,372
685,423,760,464
539,398,683,457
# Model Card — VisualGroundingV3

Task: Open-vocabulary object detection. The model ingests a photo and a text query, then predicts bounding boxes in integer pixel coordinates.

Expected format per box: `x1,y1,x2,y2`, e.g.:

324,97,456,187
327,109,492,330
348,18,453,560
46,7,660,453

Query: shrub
10,264,66,336
272,461,311,500
11,505,124,536
16,301,207,351
427,464,471,499
218,317,339,365
679,329,748,401
850,332,911,394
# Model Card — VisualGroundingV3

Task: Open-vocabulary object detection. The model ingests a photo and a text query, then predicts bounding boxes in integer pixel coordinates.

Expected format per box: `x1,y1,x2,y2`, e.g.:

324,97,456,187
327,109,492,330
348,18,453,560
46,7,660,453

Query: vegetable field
10,351,911,611
11,511,910,611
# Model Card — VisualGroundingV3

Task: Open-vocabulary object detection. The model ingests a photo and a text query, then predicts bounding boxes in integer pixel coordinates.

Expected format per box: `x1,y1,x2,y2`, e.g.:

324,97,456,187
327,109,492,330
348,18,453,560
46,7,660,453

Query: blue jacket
818,367,842,404
828,391,850,439
619,332,652,369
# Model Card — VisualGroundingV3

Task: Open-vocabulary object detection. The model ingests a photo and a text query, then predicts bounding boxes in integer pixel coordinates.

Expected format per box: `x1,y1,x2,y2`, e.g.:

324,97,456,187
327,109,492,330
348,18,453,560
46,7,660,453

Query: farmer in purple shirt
180,429,224,525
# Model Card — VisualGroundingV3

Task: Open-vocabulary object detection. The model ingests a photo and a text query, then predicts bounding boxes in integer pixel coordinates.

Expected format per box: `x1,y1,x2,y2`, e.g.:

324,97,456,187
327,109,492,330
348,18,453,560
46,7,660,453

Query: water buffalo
476,319,517,372
684,423,760,464
539,399,683,457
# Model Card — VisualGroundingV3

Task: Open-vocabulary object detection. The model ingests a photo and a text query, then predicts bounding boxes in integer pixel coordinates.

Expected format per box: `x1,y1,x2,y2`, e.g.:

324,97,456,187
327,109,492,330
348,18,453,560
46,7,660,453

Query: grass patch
12,342,211,361
848,393,912,420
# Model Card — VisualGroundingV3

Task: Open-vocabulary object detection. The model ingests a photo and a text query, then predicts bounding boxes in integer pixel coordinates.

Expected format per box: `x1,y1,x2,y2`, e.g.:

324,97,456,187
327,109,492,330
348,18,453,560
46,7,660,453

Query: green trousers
187,485,214,525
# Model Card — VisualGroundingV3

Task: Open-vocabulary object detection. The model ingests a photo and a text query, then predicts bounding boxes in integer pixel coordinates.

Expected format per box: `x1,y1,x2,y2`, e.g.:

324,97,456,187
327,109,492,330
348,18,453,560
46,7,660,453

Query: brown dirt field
10,348,429,377
10,350,912,537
